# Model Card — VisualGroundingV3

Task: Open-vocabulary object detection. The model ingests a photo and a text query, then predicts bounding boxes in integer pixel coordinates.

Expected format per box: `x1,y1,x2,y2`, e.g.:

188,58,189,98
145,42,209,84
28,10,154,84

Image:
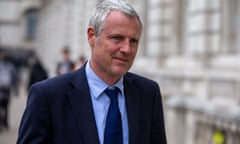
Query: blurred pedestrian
74,54,86,70
28,53,48,90
56,46,75,75
0,53,17,129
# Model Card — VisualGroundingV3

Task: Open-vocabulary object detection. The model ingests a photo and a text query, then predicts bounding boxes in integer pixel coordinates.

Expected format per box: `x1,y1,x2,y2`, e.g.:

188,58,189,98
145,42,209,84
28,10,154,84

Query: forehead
102,11,142,35
106,11,140,24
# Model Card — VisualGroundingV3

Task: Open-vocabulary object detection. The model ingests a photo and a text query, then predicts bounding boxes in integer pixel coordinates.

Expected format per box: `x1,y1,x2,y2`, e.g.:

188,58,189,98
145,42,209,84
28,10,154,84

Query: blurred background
0,0,240,144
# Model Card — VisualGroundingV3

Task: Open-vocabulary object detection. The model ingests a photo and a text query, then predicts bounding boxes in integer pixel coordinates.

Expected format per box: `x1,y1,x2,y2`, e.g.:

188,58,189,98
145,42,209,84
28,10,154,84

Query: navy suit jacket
17,65,167,144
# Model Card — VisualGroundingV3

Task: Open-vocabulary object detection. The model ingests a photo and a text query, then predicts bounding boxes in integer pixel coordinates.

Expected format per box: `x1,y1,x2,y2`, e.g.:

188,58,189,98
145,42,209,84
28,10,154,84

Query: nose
120,40,131,54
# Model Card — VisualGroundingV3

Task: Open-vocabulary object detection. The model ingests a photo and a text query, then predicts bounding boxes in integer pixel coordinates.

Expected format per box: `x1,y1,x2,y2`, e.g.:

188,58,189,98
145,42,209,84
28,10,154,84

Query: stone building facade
0,0,240,144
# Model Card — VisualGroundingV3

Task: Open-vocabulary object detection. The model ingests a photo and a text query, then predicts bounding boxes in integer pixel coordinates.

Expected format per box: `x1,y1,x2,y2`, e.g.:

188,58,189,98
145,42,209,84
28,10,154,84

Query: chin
110,64,129,74
114,70,128,76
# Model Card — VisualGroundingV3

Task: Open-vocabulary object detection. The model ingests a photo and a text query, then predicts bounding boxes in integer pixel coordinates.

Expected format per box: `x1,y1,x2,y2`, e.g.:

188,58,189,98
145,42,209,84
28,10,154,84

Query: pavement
0,93,27,144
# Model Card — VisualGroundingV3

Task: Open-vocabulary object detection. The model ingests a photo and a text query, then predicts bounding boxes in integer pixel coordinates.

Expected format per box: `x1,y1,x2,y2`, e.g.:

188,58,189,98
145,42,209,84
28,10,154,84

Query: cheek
131,48,138,58
92,46,108,62
94,39,120,59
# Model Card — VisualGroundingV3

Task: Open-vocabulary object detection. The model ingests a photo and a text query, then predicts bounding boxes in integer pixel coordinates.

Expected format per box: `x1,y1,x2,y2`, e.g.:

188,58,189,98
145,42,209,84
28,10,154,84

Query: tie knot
105,88,119,103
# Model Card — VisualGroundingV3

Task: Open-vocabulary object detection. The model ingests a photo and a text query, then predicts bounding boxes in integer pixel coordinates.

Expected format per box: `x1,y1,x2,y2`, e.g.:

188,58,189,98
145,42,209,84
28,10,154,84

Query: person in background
0,53,17,130
17,0,167,144
56,46,75,75
74,54,86,70
28,53,48,90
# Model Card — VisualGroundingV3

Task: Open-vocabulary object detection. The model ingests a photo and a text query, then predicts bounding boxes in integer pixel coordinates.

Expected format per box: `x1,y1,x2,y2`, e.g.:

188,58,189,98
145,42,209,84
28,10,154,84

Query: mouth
113,57,129,64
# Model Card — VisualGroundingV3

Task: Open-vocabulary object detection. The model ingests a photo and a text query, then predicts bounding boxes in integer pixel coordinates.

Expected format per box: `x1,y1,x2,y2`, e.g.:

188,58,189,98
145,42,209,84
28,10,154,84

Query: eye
109,35,124,43
130,39,138,46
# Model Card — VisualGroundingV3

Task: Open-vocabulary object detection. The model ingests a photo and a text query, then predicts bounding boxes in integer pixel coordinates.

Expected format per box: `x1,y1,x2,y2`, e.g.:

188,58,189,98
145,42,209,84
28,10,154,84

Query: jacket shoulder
125,72,159,88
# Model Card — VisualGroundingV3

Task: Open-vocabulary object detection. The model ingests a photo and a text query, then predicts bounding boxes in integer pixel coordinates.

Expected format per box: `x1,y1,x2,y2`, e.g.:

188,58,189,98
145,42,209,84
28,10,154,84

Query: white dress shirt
85,61,129,144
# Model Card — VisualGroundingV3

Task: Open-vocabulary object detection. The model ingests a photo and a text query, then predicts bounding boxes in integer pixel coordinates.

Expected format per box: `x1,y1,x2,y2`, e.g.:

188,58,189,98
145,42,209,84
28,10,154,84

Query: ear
87,26,96,48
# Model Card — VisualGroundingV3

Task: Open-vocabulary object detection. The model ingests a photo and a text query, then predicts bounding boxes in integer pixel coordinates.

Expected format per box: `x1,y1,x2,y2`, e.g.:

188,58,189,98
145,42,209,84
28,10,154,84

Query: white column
221,0,230,54
237,0,240,54
175,109,187,144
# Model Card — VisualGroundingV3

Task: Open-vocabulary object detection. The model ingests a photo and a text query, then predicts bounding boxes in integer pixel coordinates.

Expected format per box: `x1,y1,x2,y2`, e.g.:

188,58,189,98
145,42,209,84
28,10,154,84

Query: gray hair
88,0,143,36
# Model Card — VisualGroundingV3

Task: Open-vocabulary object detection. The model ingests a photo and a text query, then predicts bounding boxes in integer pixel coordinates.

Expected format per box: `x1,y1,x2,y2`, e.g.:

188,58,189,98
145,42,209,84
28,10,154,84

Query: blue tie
104,88,123,144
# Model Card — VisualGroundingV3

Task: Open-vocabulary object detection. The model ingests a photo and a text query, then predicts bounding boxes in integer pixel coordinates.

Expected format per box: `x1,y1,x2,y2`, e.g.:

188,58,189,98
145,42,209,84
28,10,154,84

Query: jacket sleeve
17,84,51,144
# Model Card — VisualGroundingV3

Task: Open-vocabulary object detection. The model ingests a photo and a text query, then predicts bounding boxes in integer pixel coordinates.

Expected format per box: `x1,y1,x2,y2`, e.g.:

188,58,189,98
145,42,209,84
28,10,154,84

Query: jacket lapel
124,74,140,144
67,66,100,144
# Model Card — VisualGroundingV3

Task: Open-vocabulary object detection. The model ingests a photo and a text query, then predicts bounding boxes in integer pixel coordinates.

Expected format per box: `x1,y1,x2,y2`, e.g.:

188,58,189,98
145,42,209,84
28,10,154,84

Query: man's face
88,10,141,84
63,51,70,60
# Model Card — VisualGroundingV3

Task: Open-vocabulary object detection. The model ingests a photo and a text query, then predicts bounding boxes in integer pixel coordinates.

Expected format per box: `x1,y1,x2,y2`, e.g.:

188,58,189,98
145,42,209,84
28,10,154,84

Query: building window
25,9,38,40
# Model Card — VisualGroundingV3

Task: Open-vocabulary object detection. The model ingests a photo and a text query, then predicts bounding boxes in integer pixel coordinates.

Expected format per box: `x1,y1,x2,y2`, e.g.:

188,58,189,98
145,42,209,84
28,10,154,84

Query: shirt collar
85,61,124,99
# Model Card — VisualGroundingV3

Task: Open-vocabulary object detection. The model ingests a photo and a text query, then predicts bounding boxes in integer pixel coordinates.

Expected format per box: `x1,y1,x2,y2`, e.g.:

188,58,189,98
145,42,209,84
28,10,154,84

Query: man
0,53,16,129
27,53,48,89
56,46,75,75
17,0,167,144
